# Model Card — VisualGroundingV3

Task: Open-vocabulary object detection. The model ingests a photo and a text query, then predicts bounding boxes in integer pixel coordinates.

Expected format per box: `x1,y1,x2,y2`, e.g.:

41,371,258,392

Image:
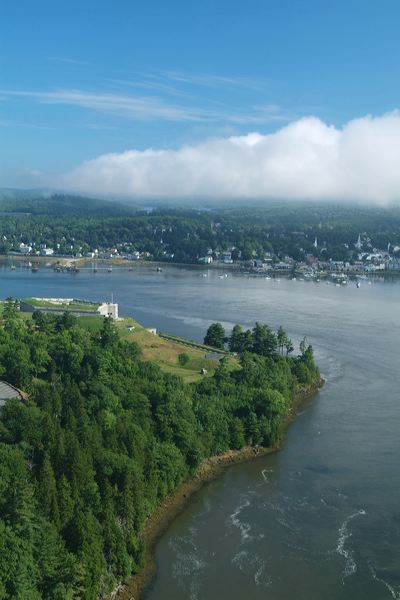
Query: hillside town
9,233,400,276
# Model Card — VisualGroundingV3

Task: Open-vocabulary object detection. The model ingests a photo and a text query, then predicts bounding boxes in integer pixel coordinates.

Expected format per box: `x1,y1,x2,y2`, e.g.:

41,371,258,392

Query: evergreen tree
204,322,225,349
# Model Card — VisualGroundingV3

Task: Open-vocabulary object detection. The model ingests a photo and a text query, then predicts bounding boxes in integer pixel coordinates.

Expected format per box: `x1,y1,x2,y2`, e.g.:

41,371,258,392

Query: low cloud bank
60,112,400,204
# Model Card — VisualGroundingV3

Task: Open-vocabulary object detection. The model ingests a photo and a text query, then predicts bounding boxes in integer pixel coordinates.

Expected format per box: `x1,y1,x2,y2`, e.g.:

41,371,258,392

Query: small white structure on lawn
98,302,119,319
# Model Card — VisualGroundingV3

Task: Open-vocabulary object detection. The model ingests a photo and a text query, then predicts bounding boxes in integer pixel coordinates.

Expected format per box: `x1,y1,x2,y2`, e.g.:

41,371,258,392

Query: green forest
0,300,320,599
0,193,400,261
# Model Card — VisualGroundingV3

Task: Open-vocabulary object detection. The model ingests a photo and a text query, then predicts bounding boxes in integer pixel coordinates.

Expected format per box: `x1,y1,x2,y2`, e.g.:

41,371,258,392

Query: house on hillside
0,381,25,413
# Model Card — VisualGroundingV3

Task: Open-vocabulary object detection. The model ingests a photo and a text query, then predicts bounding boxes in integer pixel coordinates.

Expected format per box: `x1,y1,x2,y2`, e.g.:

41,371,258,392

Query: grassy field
10,300,238,384
78,315,238,383
22,298,100,311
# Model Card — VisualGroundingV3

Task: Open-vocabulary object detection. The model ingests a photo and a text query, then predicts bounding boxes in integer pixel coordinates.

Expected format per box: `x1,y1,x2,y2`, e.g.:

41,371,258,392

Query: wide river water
1,263,399,600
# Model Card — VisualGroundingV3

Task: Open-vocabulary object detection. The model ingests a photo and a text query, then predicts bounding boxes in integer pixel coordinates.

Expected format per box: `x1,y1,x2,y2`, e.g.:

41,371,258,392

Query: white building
19,243,32,254
223,252,233,264
40,248,54,256
98,302,119,319
199,256,213,264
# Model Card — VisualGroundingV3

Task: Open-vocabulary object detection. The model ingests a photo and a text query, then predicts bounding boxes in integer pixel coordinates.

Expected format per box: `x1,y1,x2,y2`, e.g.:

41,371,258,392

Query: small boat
107,267,113,273
265,276,271,280
356,282,360,288
31,265,39,273
129,267,133,272
10,264,16,270
156,267,163,272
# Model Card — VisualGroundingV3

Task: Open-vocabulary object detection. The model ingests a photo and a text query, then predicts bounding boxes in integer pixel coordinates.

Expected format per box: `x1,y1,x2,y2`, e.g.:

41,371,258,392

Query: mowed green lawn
77,315,239,383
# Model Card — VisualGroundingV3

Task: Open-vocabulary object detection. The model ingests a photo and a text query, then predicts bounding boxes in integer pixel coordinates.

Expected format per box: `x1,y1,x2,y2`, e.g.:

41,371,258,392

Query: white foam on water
232,550,272,588
230,498,253,542
171,551,206,579
261,468,272,483
369,564,400,599
232,549,249,570
169,529,208,598
254,561,272,588
276,516,299,533
336,509,366,580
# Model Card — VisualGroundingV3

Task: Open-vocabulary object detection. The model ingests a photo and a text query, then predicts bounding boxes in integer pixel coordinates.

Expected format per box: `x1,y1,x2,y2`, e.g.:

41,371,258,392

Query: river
1,262,400,600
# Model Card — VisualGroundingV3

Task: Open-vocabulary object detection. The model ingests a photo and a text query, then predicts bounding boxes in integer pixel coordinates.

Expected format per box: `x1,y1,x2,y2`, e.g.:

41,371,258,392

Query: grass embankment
77,315,239,384
11,299,236,384
23,297,100,311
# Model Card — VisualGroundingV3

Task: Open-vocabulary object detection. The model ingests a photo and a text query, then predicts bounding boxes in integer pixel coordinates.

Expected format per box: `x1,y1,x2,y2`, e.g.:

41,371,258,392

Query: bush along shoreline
0,302,322,600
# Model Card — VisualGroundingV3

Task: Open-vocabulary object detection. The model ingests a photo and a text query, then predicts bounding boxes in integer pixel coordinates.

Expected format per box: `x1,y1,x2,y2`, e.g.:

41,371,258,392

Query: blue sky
2,0,400,200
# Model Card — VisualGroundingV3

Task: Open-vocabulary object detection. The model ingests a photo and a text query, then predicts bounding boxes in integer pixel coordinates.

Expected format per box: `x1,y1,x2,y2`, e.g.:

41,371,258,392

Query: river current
2,263,399,600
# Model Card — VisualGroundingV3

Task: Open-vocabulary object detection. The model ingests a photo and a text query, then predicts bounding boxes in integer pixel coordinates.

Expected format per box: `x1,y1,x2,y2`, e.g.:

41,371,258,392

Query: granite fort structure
20,297,119,319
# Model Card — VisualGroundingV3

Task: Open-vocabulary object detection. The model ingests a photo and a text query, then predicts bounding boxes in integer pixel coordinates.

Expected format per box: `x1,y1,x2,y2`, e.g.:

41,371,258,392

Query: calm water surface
1,263,399,600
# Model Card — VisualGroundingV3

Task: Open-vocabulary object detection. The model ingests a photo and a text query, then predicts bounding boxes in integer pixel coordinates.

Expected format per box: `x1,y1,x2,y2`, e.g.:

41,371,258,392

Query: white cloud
0,89,285,124
59,111,400,203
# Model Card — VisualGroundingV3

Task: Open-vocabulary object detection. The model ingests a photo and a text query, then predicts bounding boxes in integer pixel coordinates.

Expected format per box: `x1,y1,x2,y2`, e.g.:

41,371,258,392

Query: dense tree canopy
0,197,399,262
0,306,320,599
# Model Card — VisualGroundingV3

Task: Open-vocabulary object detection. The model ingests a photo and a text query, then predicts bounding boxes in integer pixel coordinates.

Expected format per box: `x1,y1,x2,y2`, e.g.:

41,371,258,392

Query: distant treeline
0,299,320,599
0,195,399,261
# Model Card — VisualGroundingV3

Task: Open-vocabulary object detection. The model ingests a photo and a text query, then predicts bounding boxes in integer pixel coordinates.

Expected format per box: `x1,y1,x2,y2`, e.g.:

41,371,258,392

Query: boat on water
31,266,39,273
10,264,16,270
356,281,361,288
156,267,163,272
107,267,113,273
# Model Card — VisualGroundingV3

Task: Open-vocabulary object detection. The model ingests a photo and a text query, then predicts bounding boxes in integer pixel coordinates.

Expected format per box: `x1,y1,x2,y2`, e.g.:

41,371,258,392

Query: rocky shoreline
109,378,324,600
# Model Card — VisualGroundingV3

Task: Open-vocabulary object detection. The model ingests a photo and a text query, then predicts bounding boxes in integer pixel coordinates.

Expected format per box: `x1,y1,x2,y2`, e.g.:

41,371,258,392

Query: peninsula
0,298,322,599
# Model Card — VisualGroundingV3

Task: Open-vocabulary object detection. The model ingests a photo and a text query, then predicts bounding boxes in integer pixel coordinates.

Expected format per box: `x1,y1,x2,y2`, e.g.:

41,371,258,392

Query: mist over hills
0,189,137,217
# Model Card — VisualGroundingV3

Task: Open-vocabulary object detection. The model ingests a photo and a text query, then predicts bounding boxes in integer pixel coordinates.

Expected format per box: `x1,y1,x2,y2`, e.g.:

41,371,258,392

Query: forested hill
0,196,399,261
0,191,134,217
0,301,320,599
